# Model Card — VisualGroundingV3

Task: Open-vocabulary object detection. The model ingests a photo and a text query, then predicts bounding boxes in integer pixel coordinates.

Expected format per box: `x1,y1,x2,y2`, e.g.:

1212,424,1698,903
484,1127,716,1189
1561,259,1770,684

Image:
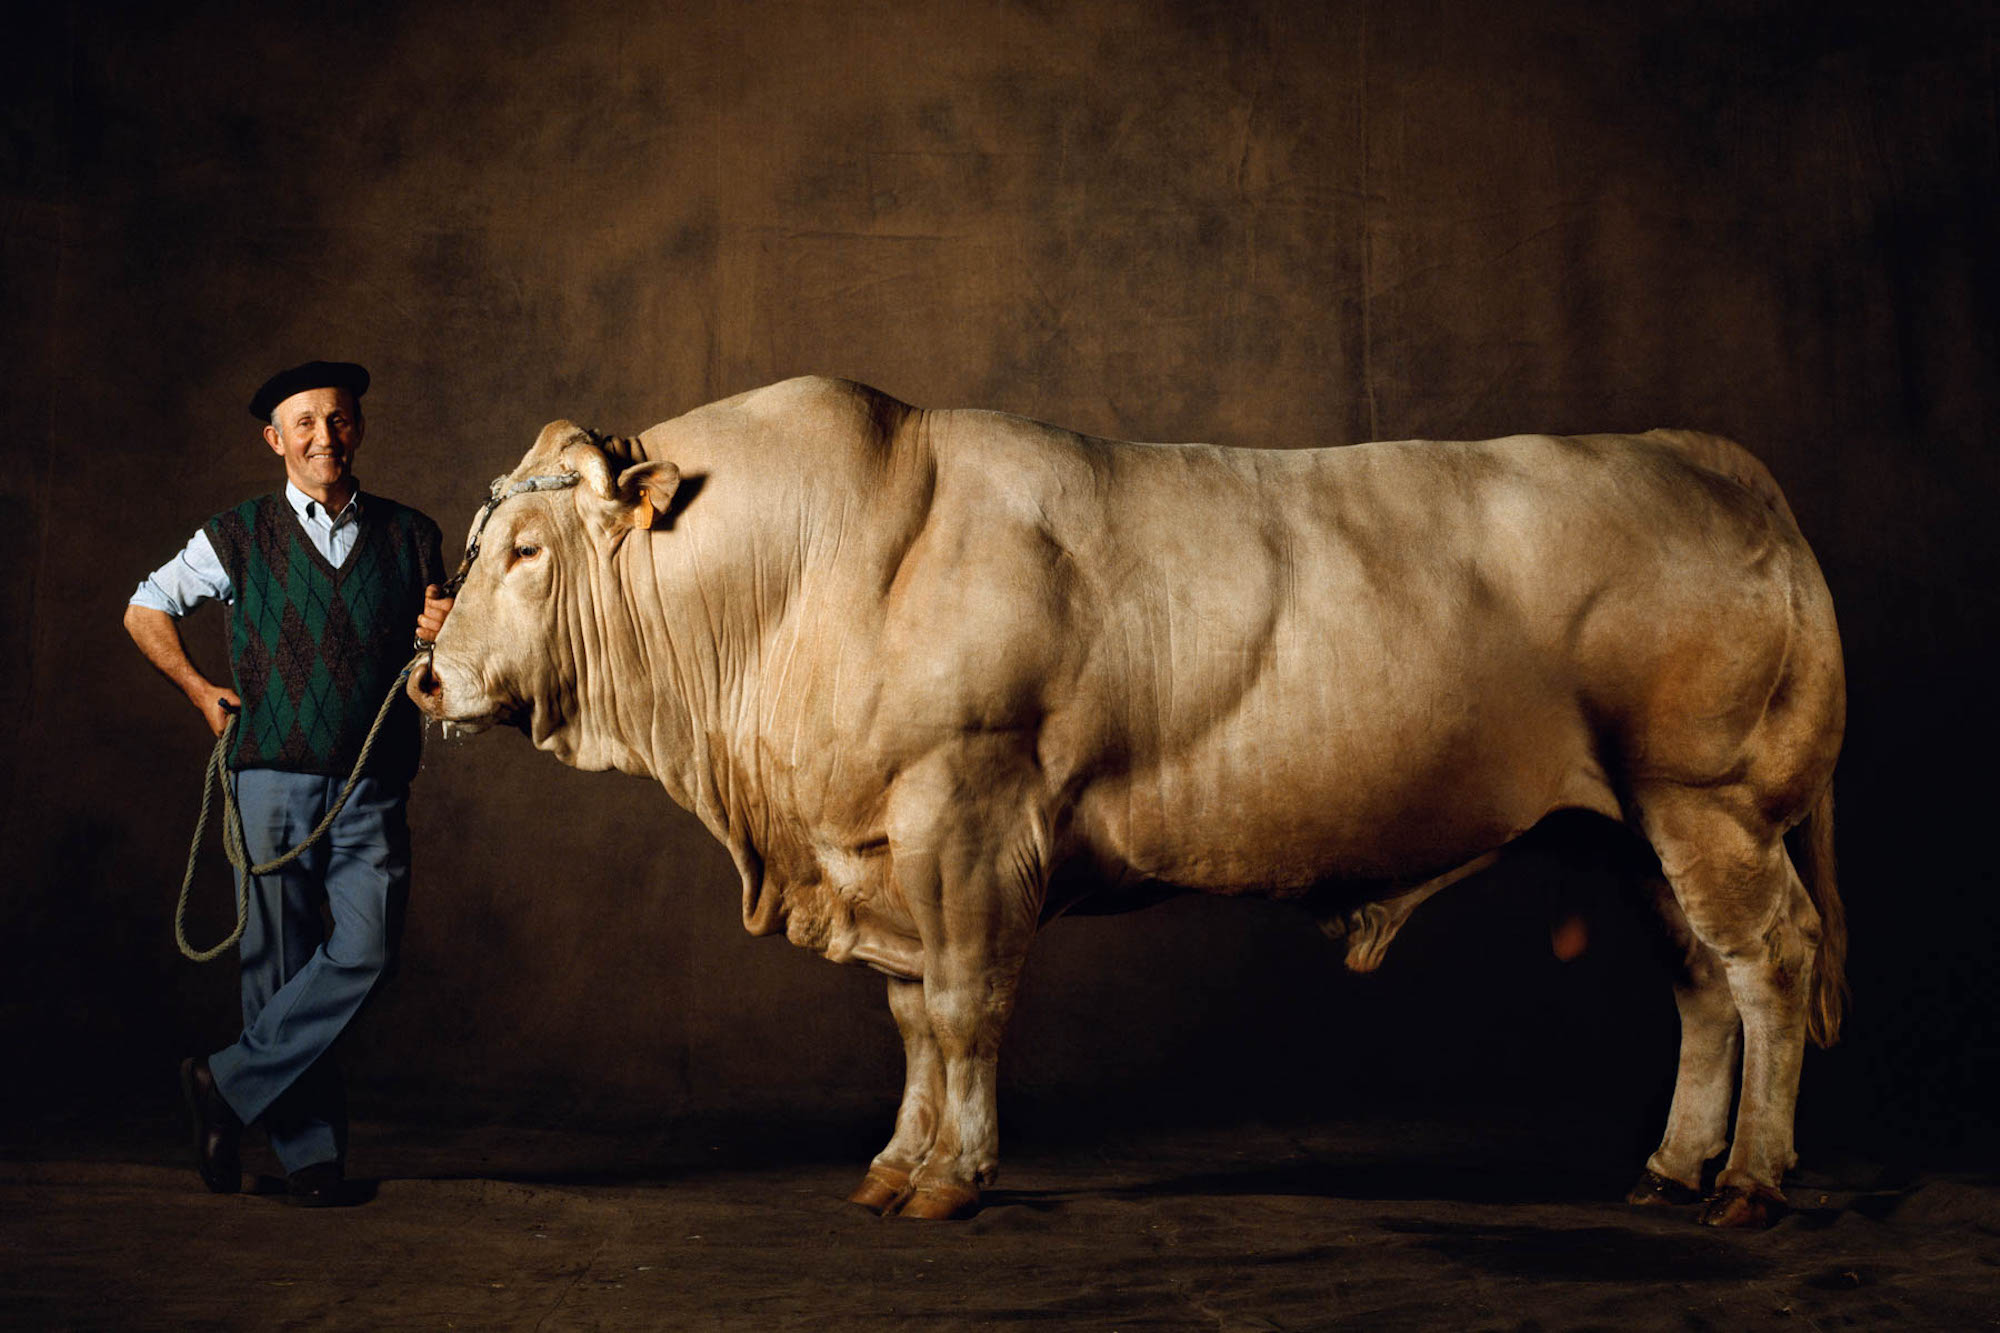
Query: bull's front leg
848,977,941,1214
880,747,1046,1221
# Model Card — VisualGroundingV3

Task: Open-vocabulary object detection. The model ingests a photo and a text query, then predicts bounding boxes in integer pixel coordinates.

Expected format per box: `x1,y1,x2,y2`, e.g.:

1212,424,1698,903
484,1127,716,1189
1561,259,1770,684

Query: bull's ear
619,461,681,530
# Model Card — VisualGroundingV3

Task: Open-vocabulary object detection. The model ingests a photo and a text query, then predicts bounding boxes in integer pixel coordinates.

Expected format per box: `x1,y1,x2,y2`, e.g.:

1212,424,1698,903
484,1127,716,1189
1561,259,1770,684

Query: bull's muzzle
407,657,444,717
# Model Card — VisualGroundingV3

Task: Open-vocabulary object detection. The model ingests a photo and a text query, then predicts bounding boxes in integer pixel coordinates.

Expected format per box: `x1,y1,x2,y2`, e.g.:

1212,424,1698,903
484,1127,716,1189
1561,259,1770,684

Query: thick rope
173,654,426,962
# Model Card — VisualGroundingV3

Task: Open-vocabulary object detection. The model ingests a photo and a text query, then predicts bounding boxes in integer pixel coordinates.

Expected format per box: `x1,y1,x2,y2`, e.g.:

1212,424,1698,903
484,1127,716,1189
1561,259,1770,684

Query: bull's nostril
407,661,441,706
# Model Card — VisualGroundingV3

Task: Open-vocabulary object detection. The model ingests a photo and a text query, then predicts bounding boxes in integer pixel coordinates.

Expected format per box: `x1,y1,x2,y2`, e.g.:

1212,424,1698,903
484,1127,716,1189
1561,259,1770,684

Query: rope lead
174,653,427,963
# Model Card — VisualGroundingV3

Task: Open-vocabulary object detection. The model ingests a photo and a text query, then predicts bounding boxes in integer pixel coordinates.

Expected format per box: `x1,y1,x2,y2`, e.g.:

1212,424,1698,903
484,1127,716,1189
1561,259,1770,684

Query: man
125,360,453,1206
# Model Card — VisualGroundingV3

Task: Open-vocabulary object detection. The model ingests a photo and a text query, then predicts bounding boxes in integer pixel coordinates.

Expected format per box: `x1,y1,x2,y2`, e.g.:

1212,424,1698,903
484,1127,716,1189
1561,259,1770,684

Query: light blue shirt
130,482,364,617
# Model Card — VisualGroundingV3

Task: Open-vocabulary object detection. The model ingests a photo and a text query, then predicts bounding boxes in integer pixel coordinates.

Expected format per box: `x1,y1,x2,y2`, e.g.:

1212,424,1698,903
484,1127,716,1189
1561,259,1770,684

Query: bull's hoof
894,1182,982,1221
1625,1169,1702,1207
847,1164,913,1215
1698,1184,1788,1229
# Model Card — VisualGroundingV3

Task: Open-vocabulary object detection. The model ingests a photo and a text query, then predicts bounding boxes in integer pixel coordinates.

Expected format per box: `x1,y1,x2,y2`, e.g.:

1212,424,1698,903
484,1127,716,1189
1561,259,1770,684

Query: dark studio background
3,0,1994,1172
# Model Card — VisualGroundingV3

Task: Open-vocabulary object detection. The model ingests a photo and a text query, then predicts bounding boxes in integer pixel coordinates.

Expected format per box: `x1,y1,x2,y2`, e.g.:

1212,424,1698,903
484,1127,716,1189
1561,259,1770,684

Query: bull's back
918,423,1819,893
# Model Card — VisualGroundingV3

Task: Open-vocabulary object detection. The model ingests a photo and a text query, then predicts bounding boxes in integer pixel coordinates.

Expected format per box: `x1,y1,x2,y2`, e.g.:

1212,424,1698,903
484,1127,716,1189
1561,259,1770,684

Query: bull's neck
564,395,938,896
597,509,808,857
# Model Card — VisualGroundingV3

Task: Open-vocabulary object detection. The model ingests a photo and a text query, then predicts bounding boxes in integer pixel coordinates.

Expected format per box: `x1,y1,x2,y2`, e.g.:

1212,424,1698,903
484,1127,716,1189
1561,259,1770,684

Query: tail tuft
1791,784,1848,1048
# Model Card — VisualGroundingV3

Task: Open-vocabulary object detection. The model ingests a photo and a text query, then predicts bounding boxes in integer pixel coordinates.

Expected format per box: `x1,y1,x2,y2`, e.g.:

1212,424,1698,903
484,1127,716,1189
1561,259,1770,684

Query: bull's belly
1070,726,1616,894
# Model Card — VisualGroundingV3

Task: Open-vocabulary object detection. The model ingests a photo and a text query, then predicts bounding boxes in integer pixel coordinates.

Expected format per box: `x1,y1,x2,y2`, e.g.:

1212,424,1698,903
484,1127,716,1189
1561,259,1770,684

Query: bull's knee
925,984,1013,1061
1710,907,1815,1013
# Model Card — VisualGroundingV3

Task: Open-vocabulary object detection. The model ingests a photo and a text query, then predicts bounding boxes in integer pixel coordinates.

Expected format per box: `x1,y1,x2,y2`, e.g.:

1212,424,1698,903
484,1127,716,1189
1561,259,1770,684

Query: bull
412,376,1846,1227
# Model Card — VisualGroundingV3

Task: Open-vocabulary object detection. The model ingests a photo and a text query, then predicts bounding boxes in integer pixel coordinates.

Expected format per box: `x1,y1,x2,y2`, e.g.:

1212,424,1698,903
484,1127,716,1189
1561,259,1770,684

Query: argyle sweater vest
205,492,443,783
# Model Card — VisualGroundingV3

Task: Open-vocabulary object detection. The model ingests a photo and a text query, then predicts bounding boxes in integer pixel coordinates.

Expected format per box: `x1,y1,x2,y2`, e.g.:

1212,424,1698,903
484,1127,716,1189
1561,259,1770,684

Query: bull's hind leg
1628,879,1740,1206
849,977,941,1214
1637,785,1822,1228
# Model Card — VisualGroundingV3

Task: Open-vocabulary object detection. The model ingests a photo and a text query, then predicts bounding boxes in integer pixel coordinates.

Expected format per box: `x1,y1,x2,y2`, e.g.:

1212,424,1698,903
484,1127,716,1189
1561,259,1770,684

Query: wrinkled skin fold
413,376,1847,1226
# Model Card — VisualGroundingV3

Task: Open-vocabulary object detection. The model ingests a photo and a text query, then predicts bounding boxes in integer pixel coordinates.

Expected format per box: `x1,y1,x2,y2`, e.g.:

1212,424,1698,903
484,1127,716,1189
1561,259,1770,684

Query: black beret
248,360,370,421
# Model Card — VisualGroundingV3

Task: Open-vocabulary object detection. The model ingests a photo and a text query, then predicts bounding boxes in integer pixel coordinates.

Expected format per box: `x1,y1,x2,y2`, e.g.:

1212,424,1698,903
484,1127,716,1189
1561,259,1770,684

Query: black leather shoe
179,1056,241,1194
285,1160,348,1208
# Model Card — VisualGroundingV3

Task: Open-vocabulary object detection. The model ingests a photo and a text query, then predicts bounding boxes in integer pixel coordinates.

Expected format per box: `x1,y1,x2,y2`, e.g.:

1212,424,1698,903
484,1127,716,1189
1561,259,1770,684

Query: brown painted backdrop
5,1,1994,1156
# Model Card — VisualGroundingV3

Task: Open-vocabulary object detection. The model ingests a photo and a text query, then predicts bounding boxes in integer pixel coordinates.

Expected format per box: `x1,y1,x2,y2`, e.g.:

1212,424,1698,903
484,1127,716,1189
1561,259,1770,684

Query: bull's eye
513,544,541,560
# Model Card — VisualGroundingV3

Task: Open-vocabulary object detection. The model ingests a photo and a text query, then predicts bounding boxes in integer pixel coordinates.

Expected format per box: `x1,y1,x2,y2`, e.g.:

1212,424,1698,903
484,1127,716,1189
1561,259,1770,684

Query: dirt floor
6,1105,1998,1330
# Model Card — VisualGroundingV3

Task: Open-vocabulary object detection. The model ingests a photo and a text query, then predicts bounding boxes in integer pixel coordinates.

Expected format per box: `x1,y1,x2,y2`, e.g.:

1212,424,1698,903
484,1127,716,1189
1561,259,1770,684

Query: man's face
263,386,364,497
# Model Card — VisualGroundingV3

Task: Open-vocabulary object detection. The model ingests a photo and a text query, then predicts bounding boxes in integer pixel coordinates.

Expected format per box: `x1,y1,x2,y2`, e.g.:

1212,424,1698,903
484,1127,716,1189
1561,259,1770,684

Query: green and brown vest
205,491,443,783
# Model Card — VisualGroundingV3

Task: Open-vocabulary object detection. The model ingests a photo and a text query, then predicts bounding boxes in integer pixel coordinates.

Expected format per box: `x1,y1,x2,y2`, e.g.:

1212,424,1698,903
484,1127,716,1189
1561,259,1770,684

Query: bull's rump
895,414,1825,895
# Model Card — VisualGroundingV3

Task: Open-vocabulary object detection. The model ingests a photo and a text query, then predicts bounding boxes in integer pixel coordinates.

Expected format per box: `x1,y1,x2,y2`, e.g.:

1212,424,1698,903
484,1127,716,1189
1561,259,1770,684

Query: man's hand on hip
199,689,243,738
124,603,241,739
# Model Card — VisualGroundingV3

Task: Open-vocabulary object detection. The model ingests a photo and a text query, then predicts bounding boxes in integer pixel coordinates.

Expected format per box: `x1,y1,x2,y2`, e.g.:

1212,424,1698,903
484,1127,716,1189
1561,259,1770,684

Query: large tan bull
412,376,1846,1227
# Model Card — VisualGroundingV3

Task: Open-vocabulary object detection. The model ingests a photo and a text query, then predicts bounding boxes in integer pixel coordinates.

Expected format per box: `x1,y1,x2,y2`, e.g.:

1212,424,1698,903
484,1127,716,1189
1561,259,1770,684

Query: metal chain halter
431,470,585,606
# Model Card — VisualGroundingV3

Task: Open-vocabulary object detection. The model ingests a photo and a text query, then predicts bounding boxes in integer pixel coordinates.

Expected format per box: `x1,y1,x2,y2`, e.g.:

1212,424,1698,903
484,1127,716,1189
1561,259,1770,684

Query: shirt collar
284,479,363,526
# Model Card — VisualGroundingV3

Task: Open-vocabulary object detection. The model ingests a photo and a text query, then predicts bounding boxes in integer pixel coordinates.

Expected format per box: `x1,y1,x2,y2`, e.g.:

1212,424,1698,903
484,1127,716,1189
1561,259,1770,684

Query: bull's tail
1788,783,1848,1048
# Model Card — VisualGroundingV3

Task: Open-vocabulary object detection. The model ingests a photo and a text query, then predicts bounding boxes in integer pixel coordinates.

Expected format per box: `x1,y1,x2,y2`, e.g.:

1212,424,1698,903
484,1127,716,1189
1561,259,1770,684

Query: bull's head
409,420,679,769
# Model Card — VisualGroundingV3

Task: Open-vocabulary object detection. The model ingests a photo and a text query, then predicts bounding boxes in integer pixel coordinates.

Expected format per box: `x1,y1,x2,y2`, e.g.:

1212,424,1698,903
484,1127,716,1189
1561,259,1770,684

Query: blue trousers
206,770,409,1174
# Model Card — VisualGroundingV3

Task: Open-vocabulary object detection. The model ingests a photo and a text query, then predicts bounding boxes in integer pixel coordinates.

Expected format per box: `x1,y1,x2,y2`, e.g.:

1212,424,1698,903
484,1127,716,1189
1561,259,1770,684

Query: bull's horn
529,419,592,463
561,439,618,499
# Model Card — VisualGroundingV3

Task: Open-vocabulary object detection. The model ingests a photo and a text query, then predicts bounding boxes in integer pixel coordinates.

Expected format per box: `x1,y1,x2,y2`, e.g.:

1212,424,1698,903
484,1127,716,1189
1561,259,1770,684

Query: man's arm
124,604,239,737
128,528,237,737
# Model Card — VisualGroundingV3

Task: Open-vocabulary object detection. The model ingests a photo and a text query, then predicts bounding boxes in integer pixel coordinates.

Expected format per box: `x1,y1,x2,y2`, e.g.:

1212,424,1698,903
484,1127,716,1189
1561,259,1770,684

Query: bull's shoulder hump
636,377,921,473
695,376,915,433
721,376,909,430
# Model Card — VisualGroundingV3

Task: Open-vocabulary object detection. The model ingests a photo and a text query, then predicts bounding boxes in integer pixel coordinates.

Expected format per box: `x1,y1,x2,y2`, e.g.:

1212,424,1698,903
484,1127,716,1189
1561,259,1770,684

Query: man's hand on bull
415,584,455,644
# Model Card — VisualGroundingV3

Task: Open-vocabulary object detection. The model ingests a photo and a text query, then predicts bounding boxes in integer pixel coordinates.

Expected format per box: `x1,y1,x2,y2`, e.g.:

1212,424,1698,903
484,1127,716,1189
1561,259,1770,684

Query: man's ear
620,461,682,530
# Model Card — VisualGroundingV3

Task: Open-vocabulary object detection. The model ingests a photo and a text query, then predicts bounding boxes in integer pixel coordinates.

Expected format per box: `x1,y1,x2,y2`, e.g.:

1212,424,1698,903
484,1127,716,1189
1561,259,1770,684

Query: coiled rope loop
174,654,425,962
